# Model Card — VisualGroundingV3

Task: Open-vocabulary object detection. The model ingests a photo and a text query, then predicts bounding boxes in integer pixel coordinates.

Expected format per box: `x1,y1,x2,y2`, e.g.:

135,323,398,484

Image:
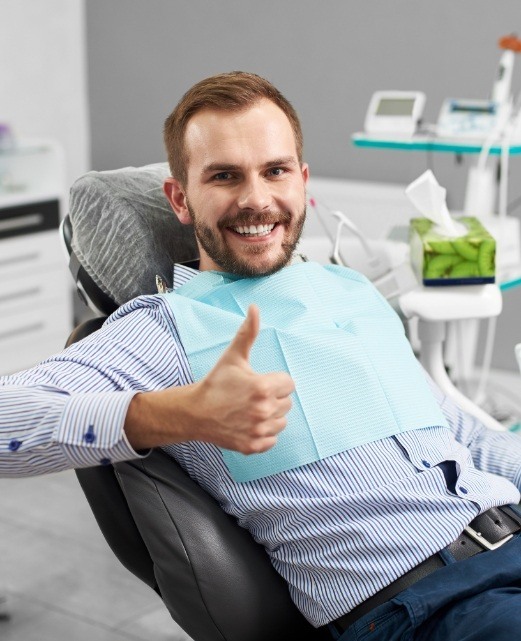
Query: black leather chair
63,215,328,641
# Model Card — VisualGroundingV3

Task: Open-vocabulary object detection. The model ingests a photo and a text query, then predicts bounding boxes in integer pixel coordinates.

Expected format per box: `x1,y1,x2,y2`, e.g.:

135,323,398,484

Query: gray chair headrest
69,163,198,306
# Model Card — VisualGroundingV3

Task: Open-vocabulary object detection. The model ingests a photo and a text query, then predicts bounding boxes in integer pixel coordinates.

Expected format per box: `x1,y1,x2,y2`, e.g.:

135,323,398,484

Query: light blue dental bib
165,262,448,482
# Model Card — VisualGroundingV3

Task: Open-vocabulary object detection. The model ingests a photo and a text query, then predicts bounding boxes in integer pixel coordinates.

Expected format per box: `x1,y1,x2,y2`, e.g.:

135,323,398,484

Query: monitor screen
451,103,495,115
375,98,415,117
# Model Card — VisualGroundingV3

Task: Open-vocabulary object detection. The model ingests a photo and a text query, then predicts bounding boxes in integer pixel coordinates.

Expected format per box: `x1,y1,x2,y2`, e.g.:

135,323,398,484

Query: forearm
0,384,141,477
124,385,200,449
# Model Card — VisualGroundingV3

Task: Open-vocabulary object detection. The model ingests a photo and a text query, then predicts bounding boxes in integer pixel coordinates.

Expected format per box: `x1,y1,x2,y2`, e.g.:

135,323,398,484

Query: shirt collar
172,262,200,290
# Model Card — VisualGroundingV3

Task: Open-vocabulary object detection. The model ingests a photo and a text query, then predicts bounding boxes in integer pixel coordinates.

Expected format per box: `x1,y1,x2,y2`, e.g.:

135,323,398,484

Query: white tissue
405,170,466,238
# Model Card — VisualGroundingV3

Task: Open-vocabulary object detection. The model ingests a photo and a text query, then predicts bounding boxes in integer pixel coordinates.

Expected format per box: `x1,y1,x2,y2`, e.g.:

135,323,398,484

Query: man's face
164,99,309,276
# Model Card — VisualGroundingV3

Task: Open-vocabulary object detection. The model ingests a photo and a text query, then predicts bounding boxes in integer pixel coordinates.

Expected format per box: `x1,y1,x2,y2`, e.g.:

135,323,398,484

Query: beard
187,202,306,277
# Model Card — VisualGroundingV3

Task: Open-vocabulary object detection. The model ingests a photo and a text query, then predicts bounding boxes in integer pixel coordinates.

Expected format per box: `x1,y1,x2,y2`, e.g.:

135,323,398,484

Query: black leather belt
331,505,521,635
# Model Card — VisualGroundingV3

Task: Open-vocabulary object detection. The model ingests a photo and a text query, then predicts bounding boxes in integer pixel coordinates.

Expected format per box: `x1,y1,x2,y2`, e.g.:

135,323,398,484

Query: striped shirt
1,263,521,626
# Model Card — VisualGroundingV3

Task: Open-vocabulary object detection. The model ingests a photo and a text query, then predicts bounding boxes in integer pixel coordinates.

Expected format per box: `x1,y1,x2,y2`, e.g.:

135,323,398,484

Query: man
2,72,521,640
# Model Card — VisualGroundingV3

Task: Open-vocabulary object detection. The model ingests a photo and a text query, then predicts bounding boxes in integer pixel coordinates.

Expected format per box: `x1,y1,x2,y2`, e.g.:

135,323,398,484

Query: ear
163,178,192,225
301,162,310,186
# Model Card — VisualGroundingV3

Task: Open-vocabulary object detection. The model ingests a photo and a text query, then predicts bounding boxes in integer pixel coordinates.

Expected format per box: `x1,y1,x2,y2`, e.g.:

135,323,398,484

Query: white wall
0,0,90,189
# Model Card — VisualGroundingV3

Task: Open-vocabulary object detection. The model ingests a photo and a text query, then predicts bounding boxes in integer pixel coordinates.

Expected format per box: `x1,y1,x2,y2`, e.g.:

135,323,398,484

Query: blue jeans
328,531,521,641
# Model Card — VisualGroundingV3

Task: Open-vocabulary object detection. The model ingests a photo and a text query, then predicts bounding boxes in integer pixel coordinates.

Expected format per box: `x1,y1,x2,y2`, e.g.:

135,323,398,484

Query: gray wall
85,0,521,369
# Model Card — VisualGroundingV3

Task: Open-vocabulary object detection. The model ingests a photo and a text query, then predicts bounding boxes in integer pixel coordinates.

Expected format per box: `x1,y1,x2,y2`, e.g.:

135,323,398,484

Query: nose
236,176,271,211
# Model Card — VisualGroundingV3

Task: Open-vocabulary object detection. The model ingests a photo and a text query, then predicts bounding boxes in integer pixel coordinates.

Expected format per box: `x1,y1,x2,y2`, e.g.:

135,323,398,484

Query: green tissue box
410,216,496,286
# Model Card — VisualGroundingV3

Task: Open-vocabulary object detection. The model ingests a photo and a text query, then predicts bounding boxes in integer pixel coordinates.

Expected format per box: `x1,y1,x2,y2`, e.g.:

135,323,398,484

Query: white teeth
232,223,275,237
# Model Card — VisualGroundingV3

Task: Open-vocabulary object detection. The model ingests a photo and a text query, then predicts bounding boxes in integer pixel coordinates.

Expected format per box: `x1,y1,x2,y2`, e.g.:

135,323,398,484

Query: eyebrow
201,156,298,175
202,162,240,174
264,156,299,168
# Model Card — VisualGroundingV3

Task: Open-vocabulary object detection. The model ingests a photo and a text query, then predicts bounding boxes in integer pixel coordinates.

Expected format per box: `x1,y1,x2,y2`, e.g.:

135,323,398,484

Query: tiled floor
1,370,520,640
0,470,192,640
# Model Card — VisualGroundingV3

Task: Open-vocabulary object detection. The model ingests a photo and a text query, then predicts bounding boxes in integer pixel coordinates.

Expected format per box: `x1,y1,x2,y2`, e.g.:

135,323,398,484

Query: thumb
223,304,260,365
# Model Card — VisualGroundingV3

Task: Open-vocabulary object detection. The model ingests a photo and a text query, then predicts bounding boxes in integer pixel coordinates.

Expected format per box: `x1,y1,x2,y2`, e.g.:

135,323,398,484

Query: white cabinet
0,141,73,375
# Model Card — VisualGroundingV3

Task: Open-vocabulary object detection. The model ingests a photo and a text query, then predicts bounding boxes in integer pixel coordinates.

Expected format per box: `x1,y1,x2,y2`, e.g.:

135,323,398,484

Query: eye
212,171,233,181
267,167,285,177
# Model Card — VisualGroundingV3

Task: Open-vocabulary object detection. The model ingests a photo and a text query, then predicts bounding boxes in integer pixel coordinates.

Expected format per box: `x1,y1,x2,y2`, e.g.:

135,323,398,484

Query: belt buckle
463,524,513,551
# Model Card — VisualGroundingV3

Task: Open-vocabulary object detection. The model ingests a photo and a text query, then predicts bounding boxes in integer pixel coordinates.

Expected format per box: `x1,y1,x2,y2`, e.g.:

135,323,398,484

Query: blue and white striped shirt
1,263,521,626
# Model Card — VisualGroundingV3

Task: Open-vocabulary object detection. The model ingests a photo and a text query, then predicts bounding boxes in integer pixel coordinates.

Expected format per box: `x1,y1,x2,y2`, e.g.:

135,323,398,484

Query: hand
124,305,295,454
189,304,295,453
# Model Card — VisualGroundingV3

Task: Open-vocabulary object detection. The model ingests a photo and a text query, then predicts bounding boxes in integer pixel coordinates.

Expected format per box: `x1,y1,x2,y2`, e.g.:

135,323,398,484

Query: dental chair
63,164,328,641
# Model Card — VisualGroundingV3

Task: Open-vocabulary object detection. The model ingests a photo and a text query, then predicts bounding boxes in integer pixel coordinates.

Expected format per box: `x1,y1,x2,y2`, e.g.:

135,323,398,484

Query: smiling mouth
230,223,276,237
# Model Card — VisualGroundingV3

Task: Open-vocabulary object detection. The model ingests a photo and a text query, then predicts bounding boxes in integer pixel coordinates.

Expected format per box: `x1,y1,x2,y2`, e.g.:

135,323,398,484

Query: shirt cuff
56,391,147,468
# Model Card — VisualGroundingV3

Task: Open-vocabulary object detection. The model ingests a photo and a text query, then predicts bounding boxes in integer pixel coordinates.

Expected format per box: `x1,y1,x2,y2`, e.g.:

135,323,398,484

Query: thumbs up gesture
191,305,295,454
124,306,294,454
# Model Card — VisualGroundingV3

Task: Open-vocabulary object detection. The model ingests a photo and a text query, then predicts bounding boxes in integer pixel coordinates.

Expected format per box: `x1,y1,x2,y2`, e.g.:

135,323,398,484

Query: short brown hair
163,71,303,186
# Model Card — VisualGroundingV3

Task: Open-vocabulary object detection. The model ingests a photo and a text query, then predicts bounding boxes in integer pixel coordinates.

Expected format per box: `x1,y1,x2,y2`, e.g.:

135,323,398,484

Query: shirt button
83,426,96,444
8,439,22,451
422,460,431,468
100,458,111,466
459,486,468,494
